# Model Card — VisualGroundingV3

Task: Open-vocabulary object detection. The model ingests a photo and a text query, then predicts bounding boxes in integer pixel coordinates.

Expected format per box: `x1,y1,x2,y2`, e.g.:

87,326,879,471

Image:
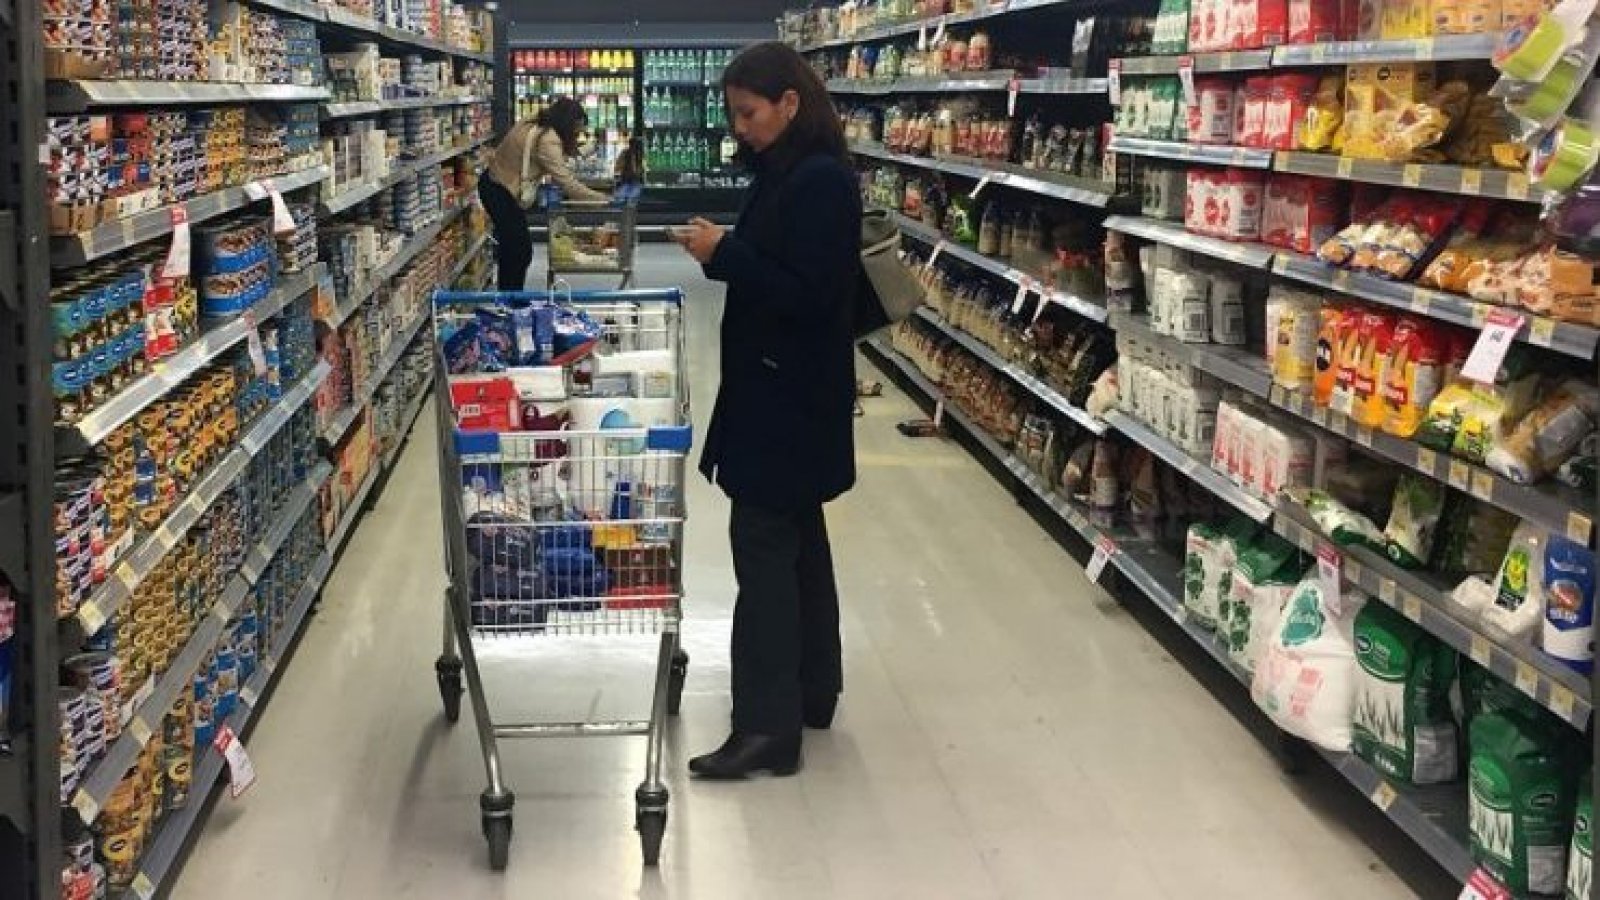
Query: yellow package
1352,312,1397,429
1433,0,1500,33
1342,63,1438,160
1383,0,1434,37
1271,290,1321,391
1297,75,1345,151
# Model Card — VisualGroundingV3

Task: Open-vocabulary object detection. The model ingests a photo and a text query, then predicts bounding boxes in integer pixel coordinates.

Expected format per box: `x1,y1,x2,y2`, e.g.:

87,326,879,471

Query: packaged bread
1329,305,1366,417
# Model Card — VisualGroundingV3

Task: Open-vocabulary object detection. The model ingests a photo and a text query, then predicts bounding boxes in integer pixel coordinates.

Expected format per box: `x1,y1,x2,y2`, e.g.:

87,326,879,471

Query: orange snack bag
1313,305,1350,408
1351,311,1398,428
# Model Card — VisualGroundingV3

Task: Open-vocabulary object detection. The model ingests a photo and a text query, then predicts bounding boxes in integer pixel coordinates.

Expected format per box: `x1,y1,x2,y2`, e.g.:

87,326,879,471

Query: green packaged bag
1352,602,1460,784
1568,770,1592,900
1224,534,1303,675
1383,475,1446,570
1468,709,1581,896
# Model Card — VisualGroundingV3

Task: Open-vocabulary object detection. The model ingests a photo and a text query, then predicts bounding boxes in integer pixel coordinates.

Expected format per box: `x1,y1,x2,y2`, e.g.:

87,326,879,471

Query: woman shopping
481,97,608,291
672,42,861,780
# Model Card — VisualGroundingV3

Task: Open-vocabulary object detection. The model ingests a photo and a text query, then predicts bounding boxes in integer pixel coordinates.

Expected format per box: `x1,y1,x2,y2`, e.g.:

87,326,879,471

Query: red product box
1288,0,1357,42
1263,73,1320,149
1229,0,1288,48
1188,77,1239,145
451,376,520,432
1237,76,1273,147
1261,174,1346,254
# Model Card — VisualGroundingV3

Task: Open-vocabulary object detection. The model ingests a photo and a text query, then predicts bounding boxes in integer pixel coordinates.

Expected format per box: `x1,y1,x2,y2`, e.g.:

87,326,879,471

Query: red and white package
1237,76,1273,147
1288,0,1351,43
1186,169,1221,236
1191,0,1227,51
1263,74,1320,150
1230,0,1288,48
1261,174,1345,254
451,376,521,432
1188,77,1239,144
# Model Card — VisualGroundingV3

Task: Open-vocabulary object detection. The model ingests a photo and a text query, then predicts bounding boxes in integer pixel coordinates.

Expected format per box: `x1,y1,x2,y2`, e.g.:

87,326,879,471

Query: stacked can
53,462,109,619
59,822,106,900
42,0,113,78
282,19,322,87
195,215,276,317
243,108,290,184
97,697,184,891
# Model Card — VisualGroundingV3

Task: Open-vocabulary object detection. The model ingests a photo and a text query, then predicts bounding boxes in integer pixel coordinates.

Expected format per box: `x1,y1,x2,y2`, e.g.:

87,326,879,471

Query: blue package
443,321,483,375
476,310,516,371
511,305,557,365
1544,534,1595,673
552,308,603,357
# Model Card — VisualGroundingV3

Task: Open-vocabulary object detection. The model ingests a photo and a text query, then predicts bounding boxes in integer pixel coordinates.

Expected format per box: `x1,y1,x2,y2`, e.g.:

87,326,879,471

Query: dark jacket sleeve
703,159,859,325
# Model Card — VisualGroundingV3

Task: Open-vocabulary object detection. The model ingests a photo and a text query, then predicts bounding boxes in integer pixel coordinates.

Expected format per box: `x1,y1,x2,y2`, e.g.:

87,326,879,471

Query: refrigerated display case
641,48,743,189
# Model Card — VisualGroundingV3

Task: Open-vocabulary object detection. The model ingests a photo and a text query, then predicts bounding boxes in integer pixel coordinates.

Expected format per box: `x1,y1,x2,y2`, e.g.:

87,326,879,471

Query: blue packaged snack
476,309,516,371
1544,534,1595,673
443,320,483,375
511,305,556,365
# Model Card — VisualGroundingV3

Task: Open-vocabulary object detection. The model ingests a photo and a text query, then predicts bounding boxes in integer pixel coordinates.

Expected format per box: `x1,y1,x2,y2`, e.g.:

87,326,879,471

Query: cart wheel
637,809,667,866
667,650,688,716
483,815,512,871
436,657,463,724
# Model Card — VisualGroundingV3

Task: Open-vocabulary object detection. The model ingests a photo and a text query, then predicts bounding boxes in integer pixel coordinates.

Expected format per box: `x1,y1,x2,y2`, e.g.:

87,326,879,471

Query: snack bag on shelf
1568,771,1594,900
1383,474,1447,567
1189,77,1239,145
1417,367,1541,464
1485,378,1600,484
1468,707,1582,897
1315,305,1353,407
1446,92,1522,166
1381,0,1435,36
1224,533,1305,675
1431,493,1520,573
1351,310,1398,427
1381,317,1450,437
1251,572,1365,751
1351,601,1461,784
1230,0,1289,48
1296,75,1346,151
1270,287,1321,389
1329,305,1369,413
1483,521,1550,642
1289,0,1358,41
1341,63,1439,161
1305,488,1390,550
1547,249,1600,326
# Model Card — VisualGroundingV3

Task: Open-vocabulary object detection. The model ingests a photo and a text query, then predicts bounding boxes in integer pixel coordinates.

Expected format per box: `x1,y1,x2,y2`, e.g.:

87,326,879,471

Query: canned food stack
52,461,114,619
389,174,423,236
251,508,322,652
317,224,363,306
45,115,113,235
244,108,290,184
402,108,442,158
400,54,442,98
322,122,380,196
194,215,277,318
282,19,323,87
48,253,165,425
193,108,248,196
59,823,107,900
143,112,201,207
283,104,322,171
277,202,319,274
112,0,208,82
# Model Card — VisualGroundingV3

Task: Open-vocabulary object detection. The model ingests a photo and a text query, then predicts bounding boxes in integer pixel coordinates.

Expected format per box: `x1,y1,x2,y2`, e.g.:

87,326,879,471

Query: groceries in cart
549,212,625,270
437,294,685,630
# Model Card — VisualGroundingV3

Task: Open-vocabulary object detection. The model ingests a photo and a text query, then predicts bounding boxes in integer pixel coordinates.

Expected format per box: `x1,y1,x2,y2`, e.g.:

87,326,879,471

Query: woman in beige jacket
480,97,607,290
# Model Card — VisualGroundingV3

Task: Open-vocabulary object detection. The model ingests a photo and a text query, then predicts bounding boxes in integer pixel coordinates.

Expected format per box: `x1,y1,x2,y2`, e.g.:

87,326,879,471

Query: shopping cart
539,197,639,290
429,287,691,870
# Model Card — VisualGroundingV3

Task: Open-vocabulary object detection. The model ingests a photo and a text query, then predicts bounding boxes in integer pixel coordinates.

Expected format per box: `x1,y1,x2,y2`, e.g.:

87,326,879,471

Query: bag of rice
1305,489,1388,552
1185,522,1224,628
1567,770,1592,900
1383,474,1446,569
1224,534,1306,675
1469,708,1582,897
1251,574,1366,751
1352,602,1460,784
1483,523,1550,643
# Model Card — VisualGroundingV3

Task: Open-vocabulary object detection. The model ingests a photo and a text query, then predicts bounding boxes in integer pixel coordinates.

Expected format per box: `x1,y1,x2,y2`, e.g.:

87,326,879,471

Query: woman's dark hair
721,41,845,170
535,97,589,157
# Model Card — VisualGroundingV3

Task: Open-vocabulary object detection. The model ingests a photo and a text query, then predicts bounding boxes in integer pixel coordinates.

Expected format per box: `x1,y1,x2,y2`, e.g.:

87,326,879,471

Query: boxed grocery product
1185,168,1265,239
1288,0,1357,42
1342,63,1438,161
1261,173,1345,254
1228,0,1289,48
1189,77,1239,144
1380,0,1433,37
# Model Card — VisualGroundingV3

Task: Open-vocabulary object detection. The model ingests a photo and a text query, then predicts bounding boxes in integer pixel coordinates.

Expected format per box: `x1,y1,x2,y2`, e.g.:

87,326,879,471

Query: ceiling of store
502,0,791,24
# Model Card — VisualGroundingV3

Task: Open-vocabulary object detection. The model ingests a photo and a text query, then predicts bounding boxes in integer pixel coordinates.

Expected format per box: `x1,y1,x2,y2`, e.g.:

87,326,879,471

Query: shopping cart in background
538,194,639,290
429,287,691,870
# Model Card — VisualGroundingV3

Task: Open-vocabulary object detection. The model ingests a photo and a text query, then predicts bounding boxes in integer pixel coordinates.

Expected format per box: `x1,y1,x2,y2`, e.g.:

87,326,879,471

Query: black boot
803,693,838,730
688,732,801,779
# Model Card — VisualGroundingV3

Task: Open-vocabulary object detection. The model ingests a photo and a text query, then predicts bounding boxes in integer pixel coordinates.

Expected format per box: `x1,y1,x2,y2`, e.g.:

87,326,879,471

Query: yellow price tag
128,717,152,746
1219,52,1235,69
1355,427,1374,447
1310,44,1328,62
1270,385,1287,405
1470,635,1492,665
1371,781,1398,810
1410,291,1431,315
1337,157,1354,178
1470,470,1495,502
1567,511,1593,543
1471,305,1490,327
72,788,100,823
1401,164,1422,187
1332,269,1352,291
1403,594,1423,622
1530,317,1556,347
1346,559,1364,584
1461,169,1484,195
1505,172,1530,201
1313,407,1330,427
1550,684,1578,720
1513,661,1539,695
1448,459,1470,489
131,872,156,900
1380,580,1397,603
1415,447,1439,474
77,601,107,637
1413,37,1435,60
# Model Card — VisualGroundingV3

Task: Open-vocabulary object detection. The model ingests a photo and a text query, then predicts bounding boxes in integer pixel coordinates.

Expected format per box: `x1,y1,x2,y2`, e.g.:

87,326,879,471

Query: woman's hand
673,217,725,264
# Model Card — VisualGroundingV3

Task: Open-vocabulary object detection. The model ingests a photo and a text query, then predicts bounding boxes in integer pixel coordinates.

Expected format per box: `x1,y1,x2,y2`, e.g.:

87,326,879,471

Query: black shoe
688,732,801,779
803,693,839,730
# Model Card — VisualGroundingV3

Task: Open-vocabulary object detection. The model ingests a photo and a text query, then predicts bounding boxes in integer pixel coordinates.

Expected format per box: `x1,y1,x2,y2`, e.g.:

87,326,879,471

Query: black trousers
478,176,532,291
729,500,843,734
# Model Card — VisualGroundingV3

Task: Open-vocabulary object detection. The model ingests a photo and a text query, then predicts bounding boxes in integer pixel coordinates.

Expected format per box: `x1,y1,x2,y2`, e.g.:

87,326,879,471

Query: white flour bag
1251,574,1366,751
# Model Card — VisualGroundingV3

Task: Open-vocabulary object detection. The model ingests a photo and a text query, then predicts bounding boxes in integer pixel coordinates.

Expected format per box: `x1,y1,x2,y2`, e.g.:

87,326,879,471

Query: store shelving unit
0,1,497,894
829,71,1106,95
794,0,1077,52
852,140,1120,207
806,2,1600,895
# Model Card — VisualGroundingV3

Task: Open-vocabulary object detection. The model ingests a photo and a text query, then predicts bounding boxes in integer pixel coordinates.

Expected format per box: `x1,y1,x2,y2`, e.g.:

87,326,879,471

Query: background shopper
481,97,607,290
672,41,861,780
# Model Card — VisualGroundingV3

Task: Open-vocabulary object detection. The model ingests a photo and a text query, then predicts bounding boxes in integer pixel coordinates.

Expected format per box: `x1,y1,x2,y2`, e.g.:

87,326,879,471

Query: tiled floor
170,247,1450,899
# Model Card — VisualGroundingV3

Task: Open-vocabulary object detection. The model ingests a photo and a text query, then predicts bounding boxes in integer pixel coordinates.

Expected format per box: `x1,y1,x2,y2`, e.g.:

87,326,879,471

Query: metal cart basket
540,199,639,290
429,287,690,870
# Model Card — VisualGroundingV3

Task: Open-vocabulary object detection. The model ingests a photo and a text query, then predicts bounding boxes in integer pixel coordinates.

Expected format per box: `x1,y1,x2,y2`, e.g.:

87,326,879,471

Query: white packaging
1260,421,1315,500
1149,268,1176,335
1271,290,1320,390
1264,291,1288,367
1251,575,1365,752
1174,271,1212,343
1209,273,1247,345
1189,79,1237,145
1213,400,1240,478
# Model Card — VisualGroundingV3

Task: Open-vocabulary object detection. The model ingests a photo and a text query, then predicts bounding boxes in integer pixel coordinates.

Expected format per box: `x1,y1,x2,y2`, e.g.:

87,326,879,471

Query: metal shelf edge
1103,215,1278,270
1104,410,1275,522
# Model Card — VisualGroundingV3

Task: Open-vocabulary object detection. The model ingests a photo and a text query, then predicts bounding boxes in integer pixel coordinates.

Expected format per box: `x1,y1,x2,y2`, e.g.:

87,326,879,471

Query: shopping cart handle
432,288,685,307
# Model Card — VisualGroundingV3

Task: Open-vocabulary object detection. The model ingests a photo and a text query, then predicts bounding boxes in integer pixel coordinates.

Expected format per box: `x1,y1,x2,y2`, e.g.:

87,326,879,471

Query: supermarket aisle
171,246,1445,900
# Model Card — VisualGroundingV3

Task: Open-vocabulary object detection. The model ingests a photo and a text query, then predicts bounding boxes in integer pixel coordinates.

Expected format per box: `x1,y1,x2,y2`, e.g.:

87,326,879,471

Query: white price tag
932,399,945,428
1107,59,1122,106
1007,76,1021,117
77,601,107,636
969,174,993,199
266,178,296,236
926,240,947,271
932,14,946,45
1460,309,1525,384
72,789,100,824
1011,280,1030,315
128,717,152,746
213,724,258,799
1177,56,1197,109
162,206,191,279
918,23,928,50
1085,535,1117,583
243,181,269,201
130,872,156,900
1031,292,1052,324
1458,868,1513,900
1317,543,1343,617
246,324,269,377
